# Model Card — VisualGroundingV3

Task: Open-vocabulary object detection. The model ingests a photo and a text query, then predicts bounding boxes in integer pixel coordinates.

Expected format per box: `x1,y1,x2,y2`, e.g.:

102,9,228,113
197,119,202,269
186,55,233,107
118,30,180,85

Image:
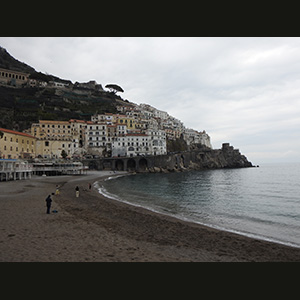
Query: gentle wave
95,164,300,249
95,179,163,214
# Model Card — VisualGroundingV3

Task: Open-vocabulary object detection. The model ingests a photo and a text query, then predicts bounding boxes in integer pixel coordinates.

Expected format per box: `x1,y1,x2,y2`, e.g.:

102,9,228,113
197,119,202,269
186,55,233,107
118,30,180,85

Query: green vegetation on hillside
0,85,121,131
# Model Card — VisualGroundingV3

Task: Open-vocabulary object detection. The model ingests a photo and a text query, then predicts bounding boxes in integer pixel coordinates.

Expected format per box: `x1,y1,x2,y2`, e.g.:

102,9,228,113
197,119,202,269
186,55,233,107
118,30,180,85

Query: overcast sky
1,37,300,164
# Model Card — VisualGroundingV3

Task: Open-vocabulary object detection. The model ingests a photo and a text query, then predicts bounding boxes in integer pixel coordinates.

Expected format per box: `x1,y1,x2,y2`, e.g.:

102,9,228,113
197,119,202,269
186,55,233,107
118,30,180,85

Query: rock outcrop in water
146,143,253,173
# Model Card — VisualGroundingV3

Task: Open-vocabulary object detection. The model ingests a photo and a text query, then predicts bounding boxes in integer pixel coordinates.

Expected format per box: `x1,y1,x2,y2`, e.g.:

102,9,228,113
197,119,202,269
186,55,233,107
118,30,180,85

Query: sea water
96,163,300,248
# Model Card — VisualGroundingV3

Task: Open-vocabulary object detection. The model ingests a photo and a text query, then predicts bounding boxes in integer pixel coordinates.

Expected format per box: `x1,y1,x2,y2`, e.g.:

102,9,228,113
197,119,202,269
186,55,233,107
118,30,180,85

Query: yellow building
30,120,87,158
116,115,137,130
31,120,73,139
0,128,36,159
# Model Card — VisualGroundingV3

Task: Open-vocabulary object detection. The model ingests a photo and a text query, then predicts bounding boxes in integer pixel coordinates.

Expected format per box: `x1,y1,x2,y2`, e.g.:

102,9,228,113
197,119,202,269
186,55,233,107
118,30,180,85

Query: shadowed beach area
1,171,300,262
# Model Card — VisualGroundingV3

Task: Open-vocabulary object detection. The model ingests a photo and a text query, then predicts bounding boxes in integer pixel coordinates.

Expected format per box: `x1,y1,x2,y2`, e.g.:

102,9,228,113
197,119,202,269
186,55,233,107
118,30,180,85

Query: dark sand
1,171,300,262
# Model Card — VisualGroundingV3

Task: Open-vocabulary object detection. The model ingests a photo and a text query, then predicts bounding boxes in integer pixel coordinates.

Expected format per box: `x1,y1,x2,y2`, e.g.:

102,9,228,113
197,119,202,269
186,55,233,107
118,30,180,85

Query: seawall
83,143,253,173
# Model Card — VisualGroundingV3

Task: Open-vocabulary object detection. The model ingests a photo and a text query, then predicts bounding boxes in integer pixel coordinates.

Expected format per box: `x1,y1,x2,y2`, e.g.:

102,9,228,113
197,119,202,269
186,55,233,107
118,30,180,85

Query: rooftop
0,128,36,139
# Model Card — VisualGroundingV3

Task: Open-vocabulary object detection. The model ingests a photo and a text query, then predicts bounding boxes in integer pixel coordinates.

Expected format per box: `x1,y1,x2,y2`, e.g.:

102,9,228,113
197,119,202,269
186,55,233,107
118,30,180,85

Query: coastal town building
146,128,167,155
0,59,214,166
0,128,36,159
91,113,116,125
183,129,212,148
85,122,107,156
116,115,137,130
1,100,212,161
0,67,30,87
30,119,86,158
112,133,150,157
0,95,211,161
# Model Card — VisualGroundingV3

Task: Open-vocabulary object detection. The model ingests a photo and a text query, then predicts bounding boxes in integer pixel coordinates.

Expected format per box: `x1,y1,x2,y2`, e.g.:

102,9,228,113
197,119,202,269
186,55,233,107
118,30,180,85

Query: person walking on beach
45,194,52,214
75,186,80,198
88,183,91,191
55,185,60,196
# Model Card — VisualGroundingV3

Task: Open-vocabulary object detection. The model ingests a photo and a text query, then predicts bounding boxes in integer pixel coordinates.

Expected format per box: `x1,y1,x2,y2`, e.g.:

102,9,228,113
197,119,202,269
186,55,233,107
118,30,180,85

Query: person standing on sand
75,186,79,198
45,194,52,214
55,185,60,196
88,183,91,190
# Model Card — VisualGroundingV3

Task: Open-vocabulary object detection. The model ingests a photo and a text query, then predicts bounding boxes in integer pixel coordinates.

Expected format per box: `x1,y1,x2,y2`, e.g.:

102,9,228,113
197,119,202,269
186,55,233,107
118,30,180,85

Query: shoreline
1,171,300,262
97,172,300,250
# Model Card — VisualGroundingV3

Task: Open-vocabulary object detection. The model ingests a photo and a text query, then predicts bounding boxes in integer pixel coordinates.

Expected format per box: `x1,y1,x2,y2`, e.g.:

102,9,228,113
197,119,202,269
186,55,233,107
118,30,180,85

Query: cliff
147,143,253,173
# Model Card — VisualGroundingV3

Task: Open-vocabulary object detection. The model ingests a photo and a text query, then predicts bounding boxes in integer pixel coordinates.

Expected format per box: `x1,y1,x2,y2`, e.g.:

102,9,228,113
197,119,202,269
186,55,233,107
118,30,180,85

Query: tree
105,84,124,94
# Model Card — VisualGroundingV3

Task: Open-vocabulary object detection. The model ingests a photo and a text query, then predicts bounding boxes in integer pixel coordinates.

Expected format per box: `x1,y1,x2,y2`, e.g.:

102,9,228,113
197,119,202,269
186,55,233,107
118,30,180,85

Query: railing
0,165,33,172
33,166,88,171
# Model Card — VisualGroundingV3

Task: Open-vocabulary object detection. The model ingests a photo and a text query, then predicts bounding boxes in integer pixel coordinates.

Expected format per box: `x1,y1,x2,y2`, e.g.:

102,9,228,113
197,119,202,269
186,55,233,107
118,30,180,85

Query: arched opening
116,159,124,171
88,160,98,170
138,158,148,172
127,159,136,172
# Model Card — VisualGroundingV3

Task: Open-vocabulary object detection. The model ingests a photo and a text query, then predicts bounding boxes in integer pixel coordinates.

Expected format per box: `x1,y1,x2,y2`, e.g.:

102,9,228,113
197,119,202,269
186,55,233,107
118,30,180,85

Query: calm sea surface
96,163,300,247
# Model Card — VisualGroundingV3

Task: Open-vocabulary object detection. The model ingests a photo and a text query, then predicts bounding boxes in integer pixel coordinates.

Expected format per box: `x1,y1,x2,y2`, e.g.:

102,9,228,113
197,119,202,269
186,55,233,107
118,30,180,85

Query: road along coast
1,171,300,262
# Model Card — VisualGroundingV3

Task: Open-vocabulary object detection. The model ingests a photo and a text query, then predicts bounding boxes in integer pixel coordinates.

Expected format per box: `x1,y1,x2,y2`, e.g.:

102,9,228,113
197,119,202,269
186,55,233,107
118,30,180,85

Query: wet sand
1,171,300,262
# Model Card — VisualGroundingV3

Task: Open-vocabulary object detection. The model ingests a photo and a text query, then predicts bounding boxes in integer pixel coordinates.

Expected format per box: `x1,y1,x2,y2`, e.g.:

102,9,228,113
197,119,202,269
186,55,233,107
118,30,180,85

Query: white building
146,128,167,156
91,113,115,125
112,133,150,157
183,129,212,149
111,128,167,158
49,81,69,88
198,131,212,149
85,123,107,155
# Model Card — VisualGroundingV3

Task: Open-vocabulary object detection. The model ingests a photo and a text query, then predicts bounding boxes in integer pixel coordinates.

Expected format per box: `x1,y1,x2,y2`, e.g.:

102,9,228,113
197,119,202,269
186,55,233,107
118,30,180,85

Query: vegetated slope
0,85,125,131
0,46,130,131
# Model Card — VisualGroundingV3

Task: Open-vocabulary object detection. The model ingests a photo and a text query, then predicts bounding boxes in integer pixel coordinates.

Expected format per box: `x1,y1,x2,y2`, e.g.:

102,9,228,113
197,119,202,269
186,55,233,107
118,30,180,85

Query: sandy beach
1,171,300,262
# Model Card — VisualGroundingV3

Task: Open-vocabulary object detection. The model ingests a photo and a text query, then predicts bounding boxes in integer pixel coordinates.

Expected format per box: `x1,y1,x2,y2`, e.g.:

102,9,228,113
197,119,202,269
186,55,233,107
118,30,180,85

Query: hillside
0,47,35,73
0,47,131,131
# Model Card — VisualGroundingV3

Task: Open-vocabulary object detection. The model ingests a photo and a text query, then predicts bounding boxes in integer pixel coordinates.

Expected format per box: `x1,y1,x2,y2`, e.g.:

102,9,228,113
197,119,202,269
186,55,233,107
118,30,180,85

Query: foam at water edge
94,180,300,249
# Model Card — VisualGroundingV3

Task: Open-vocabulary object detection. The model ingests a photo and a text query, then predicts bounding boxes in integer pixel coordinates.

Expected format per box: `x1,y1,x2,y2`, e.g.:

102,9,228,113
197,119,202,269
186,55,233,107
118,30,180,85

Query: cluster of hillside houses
0,101,212,160
0,66,211,159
